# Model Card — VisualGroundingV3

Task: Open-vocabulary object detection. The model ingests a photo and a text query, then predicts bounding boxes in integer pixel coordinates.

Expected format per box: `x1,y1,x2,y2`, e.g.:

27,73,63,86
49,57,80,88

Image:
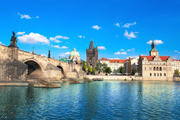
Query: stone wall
0,59,27,81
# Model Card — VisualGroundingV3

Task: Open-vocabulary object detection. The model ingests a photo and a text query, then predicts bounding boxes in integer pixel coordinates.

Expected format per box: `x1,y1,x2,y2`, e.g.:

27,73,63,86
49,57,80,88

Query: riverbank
86,75,142,81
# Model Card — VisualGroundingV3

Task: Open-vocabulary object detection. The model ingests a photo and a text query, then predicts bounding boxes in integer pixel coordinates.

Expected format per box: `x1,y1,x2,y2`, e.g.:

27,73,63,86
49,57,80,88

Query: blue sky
0,0,180,60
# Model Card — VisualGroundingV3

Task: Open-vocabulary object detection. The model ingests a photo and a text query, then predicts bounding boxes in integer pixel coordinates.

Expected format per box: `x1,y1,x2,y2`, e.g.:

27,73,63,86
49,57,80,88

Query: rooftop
140,55,170,61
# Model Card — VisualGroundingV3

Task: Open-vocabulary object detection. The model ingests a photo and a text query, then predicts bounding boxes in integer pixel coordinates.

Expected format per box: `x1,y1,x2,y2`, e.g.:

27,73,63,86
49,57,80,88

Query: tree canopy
119,67,125,73
174,69,179,75
132,68,137,75
88,65,92,74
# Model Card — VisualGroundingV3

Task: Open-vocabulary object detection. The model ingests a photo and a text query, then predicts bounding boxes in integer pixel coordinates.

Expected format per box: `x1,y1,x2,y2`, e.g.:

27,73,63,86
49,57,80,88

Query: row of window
145,67,166,71
144,63,171,65
150,73,166,77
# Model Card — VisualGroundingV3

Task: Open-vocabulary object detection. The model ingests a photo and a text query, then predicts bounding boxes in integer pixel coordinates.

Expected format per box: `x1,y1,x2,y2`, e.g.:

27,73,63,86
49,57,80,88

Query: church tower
149,38,159,56
86,41,98,68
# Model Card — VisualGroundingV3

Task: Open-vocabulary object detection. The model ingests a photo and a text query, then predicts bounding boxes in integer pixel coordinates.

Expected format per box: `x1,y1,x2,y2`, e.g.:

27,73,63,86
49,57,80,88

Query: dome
70,48,80,56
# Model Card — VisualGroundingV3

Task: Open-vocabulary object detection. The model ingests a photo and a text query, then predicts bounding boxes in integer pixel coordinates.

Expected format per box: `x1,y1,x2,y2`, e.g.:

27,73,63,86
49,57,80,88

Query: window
157,67,159,71
149,67,152,70
154,67,156,71
160,67,162,71
145,67,146,70
154,73,156,76
164,73,166,76
164,67,166,70
150,73,152,76
160,73,162,76
157,73,159,76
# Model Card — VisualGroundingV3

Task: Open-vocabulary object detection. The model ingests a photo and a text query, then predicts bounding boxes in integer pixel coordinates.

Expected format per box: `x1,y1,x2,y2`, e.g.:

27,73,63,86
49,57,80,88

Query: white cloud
78,35,82,38
18,32,49,44
122,22,136,28
98,46,106,50
50,35,69,43
17,32,25,35
146,40,164,45
124,30,138,39
61,46,68,49
115,23,120,27
175,50,178,52
18,13,31,19
92,25,101,30
120,49,124,51
114,52,127,55
36,16,39,18
78,35,85,38
59,52,70,57
53,45,68,49
0,41,2,44
127,48,135,51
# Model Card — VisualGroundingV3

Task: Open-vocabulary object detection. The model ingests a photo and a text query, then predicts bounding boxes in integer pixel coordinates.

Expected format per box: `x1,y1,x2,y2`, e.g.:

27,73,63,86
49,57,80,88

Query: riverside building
99,57,127,74
138,39,173,81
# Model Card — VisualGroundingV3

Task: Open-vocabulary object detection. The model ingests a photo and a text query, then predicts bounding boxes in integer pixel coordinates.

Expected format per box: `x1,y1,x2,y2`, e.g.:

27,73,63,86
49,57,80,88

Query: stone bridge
0,32,85,82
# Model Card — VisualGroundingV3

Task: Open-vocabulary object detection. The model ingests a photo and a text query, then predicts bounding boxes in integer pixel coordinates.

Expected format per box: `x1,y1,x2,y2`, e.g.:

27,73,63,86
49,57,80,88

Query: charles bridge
0,32,84,84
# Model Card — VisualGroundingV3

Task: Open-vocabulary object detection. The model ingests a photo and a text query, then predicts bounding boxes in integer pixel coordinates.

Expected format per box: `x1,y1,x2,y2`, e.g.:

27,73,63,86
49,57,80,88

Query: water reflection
0,81,180,119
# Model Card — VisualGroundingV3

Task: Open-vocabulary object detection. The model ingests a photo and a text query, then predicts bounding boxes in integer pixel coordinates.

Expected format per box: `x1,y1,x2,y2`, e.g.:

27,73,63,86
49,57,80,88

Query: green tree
119,67,125,73
92,68,96,75
104,67,112,74
82,61,87,72
174,69,179,75
102,63,108,73
96,62,102,73
132,68,137,75
88,65,92,74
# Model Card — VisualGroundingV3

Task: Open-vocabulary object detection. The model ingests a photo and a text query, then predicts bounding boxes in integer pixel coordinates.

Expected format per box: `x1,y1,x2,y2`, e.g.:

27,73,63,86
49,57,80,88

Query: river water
0,81,180,119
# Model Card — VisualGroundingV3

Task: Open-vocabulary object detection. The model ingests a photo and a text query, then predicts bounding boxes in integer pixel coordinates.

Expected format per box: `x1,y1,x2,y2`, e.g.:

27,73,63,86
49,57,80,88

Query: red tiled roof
173,59,179,61
99,57,108,61
140,55,170,61
109,59,127,63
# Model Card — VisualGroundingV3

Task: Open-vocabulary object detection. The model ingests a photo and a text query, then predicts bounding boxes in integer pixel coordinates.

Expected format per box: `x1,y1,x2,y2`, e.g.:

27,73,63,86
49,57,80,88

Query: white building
172,60,180,74
99,57,127,74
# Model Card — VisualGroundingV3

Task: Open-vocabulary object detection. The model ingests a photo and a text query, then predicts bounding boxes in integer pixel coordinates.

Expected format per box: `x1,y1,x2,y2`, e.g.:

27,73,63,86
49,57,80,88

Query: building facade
86,41,98,68
124,57,139,75
138,39,173,81
99,57,127,74
172,60,180,74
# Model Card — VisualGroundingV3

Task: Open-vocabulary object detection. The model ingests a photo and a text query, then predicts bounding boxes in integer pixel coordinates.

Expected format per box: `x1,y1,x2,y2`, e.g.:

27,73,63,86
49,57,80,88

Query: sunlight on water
0,81,180,119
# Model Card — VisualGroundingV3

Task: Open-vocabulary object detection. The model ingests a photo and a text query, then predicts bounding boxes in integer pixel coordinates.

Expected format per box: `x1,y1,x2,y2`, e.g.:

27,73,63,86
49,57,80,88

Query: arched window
154,73,156,76
160,73,162,76
157,73,159,76
164,73,166,76
150,73,152,76
154,67,156,71
157,67,159,71
160,67,162,71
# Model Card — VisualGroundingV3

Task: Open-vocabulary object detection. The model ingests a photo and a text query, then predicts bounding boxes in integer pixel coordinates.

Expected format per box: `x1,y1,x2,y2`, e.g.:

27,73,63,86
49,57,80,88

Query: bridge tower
8,31,19,60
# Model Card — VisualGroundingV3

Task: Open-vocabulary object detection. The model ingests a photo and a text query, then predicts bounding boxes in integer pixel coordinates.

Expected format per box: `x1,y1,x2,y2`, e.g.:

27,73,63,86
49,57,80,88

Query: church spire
151,38,155,49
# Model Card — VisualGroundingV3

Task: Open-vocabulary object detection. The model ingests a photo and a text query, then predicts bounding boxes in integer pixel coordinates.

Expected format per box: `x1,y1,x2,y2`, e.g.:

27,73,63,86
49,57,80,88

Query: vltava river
0,81,180,119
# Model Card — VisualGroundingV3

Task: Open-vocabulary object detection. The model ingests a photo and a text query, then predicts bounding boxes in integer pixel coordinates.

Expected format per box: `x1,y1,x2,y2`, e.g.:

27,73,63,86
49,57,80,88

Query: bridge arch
57,65,66,78
23,59,44,79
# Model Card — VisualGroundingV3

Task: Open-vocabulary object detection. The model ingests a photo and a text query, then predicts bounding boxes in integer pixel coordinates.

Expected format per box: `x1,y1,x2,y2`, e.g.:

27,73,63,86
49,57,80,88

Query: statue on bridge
8,31,17,47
